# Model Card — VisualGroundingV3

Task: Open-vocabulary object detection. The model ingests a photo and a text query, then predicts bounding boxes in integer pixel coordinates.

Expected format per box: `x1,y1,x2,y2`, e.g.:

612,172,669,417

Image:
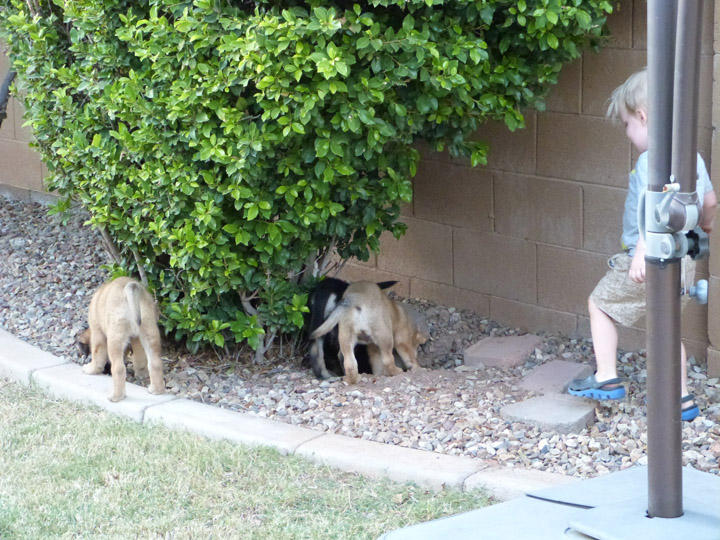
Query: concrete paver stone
31,363,178,423
463,334,543,369
464,467,580,502
294,432,486,491
144,398,323,455
500,394,596,434
0,329,69,384
519,359,593,395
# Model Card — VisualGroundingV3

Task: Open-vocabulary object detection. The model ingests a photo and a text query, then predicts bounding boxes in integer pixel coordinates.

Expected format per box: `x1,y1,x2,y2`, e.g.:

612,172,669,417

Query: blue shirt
621,152,714,255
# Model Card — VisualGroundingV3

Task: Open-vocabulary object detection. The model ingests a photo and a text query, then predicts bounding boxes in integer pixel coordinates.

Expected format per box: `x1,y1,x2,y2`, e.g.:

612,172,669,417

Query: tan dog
310,281,428,384
77,277,165,402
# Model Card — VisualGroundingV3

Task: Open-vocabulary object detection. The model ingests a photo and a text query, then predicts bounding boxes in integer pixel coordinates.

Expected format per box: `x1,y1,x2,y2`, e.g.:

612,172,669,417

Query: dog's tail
124,281,143,328
310,299,350,339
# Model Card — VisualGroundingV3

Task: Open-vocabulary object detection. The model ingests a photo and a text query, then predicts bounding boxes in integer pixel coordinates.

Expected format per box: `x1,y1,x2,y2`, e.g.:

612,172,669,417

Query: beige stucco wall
2,2,720,373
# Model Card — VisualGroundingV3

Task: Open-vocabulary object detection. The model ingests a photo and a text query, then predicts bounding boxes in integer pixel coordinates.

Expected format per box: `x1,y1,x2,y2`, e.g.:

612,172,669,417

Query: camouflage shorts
590,253,696,328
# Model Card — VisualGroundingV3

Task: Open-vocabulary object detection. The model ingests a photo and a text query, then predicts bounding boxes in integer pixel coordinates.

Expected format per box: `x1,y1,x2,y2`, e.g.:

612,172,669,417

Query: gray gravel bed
1,197,718,479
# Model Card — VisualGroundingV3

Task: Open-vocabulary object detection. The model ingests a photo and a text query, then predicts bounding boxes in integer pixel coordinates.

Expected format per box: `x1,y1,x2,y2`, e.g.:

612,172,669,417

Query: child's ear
637,108,648,125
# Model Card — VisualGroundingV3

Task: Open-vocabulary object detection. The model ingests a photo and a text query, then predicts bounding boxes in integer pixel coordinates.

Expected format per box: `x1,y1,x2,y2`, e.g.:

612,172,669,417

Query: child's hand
700,215,715,234
629,251,645,283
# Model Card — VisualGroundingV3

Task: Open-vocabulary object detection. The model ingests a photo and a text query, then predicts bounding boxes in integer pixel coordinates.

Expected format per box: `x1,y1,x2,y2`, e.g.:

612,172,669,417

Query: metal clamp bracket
639,178,704,260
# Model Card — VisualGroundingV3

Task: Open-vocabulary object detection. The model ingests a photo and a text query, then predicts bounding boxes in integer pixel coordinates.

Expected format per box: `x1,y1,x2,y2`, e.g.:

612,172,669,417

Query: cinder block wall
0,43,45,201
339,0,717,362
2,3,720,366
707,0,720,377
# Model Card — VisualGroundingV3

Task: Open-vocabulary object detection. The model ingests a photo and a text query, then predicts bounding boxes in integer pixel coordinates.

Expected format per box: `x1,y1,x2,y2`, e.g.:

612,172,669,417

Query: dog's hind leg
82,334,109,375
377,337,402,377
395,342,422,371
140,328,165,395
130,338,149,379
309,337,333,379
366,344,387,375
339,328,360,385
106,337,127,402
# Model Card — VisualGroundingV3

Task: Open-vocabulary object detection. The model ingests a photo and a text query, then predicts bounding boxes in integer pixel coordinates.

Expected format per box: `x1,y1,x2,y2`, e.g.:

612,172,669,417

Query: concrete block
500,394,596,434
518,360,593,395
32,363,177,423
495,173,583,248
453,229,537,304
709,202,720,276
0,329,69,384
537,246,608,315
472,113,536,175
12,97,34,143
489,297,579,336
632,0,647,49
583,184,625,255
378,494,585,540
603,2,632,48
409,279,489,316
464,334,543,369
413,159,493,232
294,433,483,491
707,347,720,379
698,54,714,132
582,49,646,117
464,467,580,502
144,398,323,455
683,298,709,344
708,277,720,346
545,58,581,114
0,96,14,140
378,217,453,285
537,113,628,187
0,138,43,192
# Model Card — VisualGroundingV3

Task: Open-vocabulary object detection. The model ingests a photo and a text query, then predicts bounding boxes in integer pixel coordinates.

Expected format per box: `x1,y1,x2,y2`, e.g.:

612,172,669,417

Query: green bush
0,0,612,356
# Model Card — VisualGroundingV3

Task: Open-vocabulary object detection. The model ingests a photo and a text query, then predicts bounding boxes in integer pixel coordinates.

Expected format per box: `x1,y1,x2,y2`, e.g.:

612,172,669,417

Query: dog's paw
148,383,166,395
82,363,102,375
107,392,126,402
387,365,403,376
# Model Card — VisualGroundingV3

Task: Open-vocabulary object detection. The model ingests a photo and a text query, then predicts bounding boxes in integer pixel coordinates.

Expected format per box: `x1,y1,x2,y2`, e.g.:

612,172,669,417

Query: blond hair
606,68,647,119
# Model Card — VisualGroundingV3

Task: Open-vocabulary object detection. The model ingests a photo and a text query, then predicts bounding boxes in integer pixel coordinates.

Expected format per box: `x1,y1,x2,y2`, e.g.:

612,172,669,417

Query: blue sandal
568,374,626,400
681,394,700,421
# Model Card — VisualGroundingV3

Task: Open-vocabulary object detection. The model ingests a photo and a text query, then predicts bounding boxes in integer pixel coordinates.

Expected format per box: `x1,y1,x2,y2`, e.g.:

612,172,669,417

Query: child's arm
630,188,716,285
630,235,646,284
700,189,717,234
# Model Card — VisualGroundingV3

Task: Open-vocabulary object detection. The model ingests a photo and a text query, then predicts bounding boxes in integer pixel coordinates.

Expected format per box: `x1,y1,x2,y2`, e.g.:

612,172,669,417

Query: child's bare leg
680,342,700,420
588,296,619,381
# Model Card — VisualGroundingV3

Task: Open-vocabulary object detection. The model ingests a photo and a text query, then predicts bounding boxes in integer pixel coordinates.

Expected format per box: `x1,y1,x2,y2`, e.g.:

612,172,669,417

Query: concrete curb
0,328,579,501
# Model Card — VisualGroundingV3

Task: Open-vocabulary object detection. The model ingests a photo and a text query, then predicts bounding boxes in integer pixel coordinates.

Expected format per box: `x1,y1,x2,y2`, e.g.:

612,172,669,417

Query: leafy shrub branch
0,0,612,356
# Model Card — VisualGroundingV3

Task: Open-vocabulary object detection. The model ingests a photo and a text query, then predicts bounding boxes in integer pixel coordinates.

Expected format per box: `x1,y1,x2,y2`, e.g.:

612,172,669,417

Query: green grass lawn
0,380,490,540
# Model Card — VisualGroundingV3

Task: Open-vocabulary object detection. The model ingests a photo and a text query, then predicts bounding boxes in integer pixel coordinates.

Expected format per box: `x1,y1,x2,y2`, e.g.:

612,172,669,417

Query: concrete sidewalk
0,328,578,501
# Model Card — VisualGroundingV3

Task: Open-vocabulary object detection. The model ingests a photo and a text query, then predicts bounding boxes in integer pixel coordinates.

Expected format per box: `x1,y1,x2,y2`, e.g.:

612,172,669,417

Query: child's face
620,107,648,153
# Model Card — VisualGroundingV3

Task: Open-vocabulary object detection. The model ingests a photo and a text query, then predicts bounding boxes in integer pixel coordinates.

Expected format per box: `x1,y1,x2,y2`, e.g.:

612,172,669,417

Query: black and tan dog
310,280,428,384
77,277,165,402
306,277,396,379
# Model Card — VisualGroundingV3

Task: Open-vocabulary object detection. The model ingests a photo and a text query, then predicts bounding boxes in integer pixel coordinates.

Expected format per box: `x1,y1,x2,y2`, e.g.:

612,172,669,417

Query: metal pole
671,0,703,195
646,0,704,519
646,0,682,519
0,70,15,129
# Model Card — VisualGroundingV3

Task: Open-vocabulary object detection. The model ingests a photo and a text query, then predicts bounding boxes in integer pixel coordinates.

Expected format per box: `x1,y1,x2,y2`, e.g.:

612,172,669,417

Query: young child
568,68,718,421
